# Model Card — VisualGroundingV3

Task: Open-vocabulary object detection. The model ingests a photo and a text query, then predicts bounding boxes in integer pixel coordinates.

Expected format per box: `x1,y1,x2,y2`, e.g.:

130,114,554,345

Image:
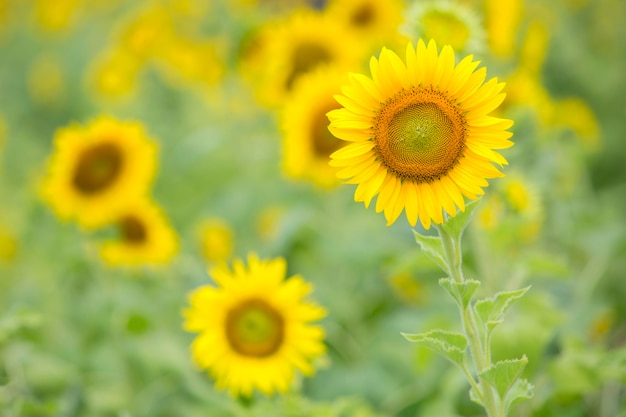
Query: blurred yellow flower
154,36,224,89
88,48,142,100
280,67,346,188
41,116,158,229
325,0,405,47
243,9,364,107
328,40,513,228
116,6,175,61
183,253,326,397
400,0,486,55
553,98,601,150
198,218,234,264
256,205,288,243
0,227,17,262
28,54,66,105
484,0,523,58
98,197,179,267
33,0,81,33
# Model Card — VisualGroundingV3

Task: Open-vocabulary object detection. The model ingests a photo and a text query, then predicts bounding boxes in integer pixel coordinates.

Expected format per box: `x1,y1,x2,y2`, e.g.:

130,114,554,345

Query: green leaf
474,286,531,328
402,329,468,367
441,199,482,239
439,278,481,307
504,378,534,413
469,386,483,406
413,231,449,274
479,356,528,398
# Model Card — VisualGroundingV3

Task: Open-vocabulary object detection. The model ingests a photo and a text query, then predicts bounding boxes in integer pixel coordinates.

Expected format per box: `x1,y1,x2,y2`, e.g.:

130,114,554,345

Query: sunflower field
0,0,625,416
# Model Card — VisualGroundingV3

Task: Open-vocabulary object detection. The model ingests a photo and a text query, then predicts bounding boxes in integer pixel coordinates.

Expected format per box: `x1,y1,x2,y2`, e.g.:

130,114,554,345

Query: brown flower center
120,215,147,244
373,86,467,183
225,298,285,357
351,3,375,27
72,142,123,194
285,43,332,90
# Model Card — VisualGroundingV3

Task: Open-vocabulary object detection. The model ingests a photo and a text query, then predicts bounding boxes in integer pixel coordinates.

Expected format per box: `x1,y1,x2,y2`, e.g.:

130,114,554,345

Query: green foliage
439,278,481,308
402,330,468,367
474,287,531,332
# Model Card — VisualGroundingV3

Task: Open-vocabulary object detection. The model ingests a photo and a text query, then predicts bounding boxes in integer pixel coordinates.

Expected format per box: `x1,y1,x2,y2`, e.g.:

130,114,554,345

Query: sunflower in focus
98,197,178,267
42,116,157,229
281,67,346,188
183,254,326,397
243,9,364,107
329,40,513,229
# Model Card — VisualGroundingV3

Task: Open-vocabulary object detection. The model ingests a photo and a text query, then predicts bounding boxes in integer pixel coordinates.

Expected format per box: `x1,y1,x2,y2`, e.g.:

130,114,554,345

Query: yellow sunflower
41,116,158,229
183,253,326,397
98,197,179,267
324,0,405,47
329,40,513,229
280,67,346,188
244,9,365,107
197,217,234,265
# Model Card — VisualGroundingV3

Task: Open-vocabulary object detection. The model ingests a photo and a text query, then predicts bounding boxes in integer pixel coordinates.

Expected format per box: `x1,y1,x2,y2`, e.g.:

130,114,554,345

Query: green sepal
474,286,531,329
504,378,534,413
439,278,481,307
402,329,467,367
413,231,449,275
440,199,481,239
479,356,528,399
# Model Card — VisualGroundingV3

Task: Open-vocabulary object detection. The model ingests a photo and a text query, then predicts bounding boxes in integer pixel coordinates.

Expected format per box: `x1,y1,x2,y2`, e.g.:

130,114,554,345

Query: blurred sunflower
197,217,234,265
324,0,405,48
280,67,346,188
329,40,513,229
183,253,326,397
41,116,158,229
98,197,178,267
400,0,485,55
484,0,523,58
243,9,364,107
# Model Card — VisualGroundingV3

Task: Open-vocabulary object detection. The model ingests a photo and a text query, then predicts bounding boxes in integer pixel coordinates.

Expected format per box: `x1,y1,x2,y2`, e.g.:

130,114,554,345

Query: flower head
183,254,326,397
329,40,513,229
41,116,158,229
98,197,179,267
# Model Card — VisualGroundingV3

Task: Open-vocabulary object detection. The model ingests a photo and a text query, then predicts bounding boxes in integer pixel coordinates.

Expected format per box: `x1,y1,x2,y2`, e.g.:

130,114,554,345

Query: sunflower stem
434,223,503,417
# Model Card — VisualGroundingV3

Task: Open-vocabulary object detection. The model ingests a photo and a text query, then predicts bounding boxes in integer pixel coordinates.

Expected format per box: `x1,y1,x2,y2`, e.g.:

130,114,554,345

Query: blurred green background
0,0,625,416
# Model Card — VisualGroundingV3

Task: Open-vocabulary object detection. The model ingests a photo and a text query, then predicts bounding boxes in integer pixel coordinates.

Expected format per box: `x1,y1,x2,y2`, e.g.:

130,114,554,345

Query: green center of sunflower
286,43,332,90
225,298,285,357
72,142,123,194
374,86,466,182
312,104,342,157
120,215,147,244
422,10,470,52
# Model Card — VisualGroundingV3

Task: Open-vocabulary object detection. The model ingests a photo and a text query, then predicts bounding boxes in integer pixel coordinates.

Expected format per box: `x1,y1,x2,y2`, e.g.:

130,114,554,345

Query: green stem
434,224,502,417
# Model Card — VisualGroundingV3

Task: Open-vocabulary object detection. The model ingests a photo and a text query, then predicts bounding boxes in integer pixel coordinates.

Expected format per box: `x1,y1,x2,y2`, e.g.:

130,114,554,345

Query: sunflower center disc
374,87,466,182
72,142,123,194
120,215,147,244
226,298,285,357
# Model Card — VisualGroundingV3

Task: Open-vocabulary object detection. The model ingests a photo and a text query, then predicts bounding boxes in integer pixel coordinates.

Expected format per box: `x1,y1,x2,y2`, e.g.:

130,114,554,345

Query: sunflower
280,67,346,188
41,116,158,229
98,197,179,267
244,9,364,107
400,0,485,56
324,0,405,48
197,217,234,264
183,253,326,397
328,40,513,229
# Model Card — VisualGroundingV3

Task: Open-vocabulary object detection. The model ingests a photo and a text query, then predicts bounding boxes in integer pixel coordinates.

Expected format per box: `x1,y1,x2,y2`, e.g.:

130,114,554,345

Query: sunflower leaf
413,231,449,275
504,378,534,413
474,286,530,330
479,356,528,399
441,199,482,239
402,329,467,367
439,278,481,307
